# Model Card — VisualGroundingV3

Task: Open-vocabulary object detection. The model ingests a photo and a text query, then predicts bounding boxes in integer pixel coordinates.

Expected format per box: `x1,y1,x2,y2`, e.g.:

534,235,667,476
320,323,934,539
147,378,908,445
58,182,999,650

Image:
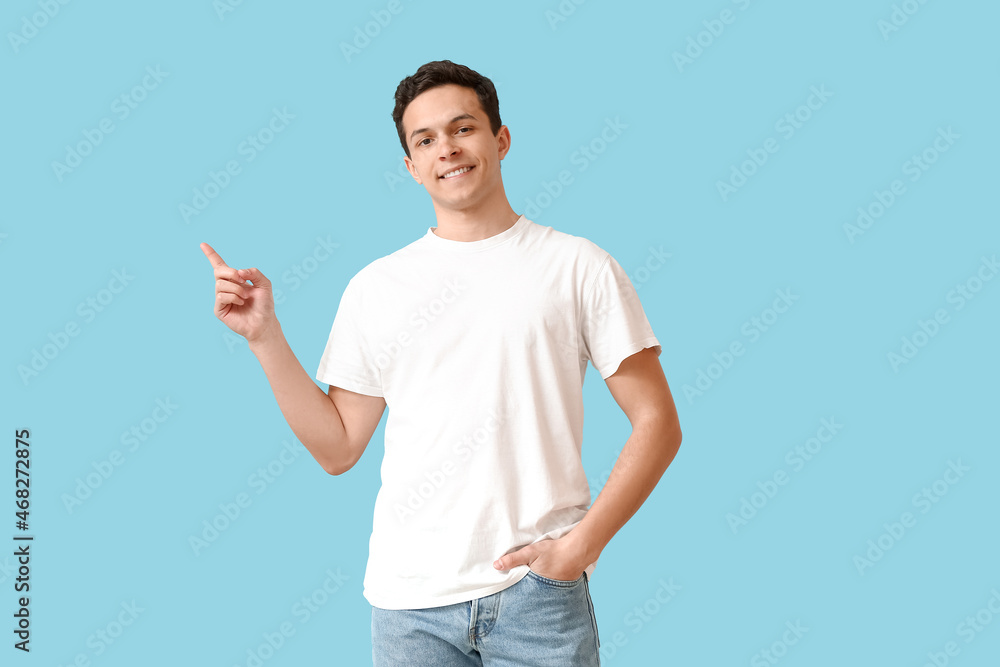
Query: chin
433,195,478,212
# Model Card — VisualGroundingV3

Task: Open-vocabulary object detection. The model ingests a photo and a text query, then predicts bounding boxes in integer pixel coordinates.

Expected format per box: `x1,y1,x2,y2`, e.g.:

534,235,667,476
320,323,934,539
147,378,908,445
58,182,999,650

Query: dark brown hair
392,60,502,157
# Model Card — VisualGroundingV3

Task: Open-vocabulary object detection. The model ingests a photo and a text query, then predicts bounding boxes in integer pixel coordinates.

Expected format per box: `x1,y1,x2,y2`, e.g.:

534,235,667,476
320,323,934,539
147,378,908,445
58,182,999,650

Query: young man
201,60,681,666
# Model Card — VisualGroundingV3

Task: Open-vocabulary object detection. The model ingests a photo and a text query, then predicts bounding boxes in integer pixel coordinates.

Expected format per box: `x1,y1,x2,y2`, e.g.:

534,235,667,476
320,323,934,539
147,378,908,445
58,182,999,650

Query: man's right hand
200,242,278,344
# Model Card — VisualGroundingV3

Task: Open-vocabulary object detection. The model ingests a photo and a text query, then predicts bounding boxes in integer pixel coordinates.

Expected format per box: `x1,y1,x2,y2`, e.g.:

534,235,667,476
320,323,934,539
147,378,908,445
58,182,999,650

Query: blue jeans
371,570,601,666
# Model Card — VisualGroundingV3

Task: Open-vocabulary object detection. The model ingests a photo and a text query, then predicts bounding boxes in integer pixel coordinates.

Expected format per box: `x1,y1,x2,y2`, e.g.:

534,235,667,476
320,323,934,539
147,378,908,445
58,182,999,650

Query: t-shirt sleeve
315,275,384,397
579,253,662,380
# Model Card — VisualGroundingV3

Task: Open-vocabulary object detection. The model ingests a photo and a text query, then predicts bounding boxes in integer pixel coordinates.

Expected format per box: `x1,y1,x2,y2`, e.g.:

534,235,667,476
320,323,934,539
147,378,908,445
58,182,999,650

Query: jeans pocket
526,568,584,587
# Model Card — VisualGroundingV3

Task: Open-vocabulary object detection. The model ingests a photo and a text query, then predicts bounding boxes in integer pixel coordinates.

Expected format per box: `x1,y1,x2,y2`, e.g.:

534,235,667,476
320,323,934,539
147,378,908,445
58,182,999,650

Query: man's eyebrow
409,114,479,142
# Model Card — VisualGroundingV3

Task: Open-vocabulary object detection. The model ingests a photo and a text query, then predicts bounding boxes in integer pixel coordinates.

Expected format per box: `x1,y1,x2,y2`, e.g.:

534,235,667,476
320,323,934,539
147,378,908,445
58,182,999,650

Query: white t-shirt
315,214,661,610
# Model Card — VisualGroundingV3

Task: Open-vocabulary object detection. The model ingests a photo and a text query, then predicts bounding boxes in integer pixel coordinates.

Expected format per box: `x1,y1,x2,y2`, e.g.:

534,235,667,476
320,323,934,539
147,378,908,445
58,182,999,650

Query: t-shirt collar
422,214,528,252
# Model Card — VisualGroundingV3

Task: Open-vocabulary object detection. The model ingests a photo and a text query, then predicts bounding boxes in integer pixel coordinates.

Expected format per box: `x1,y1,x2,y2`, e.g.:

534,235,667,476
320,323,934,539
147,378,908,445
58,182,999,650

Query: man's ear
403,155,423,185
497,125,512,161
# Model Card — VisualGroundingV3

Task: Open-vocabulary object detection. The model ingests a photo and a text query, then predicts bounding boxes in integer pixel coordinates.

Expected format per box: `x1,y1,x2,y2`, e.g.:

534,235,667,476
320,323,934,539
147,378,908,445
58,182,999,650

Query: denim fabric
372,570,601,666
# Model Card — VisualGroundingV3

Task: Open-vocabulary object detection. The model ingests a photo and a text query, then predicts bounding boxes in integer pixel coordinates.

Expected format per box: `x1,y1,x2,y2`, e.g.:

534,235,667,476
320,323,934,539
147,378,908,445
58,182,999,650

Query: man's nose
438,138,459,158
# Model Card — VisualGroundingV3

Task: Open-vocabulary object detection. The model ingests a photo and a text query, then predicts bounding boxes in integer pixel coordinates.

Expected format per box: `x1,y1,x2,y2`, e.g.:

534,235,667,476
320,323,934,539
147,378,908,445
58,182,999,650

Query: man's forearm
568,416,682,564
247,322,347,473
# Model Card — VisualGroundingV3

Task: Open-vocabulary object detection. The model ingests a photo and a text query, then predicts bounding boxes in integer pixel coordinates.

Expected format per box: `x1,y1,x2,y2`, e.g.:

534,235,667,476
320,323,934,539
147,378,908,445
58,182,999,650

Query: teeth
442,166,472,179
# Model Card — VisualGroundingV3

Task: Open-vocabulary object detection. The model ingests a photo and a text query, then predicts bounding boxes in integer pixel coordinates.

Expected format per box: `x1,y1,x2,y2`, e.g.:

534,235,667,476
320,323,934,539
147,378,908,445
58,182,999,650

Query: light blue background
4,0,998,665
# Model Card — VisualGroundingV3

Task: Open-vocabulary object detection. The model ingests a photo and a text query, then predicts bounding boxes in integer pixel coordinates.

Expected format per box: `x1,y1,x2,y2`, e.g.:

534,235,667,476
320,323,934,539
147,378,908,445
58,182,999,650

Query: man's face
402,84,510,212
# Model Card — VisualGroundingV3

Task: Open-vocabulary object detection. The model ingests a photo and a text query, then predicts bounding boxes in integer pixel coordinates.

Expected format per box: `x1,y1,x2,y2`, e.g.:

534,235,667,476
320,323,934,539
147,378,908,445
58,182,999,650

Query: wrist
565,529,604,567
247,320,283,353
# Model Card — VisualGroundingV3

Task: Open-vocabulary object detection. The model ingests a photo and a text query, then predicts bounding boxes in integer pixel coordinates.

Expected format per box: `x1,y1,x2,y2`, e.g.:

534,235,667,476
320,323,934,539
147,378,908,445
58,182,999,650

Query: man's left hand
492,535,590,581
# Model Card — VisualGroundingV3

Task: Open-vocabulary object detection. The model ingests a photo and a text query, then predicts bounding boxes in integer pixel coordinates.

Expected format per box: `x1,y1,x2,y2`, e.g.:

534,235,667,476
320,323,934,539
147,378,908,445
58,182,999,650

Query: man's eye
457,127,471,133
418,138,432,146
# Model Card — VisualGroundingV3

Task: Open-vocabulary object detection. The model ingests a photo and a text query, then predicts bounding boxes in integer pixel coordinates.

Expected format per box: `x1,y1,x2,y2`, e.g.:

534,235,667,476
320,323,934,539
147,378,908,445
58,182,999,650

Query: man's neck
430,196,520,243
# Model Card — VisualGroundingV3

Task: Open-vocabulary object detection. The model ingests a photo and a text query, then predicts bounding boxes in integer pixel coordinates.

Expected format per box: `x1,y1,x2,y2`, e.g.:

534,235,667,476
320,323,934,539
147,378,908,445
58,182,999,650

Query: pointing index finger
200,242,229,269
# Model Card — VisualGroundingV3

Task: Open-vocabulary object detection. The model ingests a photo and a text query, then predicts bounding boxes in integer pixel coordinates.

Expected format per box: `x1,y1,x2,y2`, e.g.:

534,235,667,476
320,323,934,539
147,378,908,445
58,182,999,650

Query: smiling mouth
441,166,474,179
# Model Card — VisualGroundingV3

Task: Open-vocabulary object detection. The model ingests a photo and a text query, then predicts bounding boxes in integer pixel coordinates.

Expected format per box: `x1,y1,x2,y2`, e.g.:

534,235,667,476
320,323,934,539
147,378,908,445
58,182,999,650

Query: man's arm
493,346,681,578
249,324,386,475
200,242,386,475
566,346,682,563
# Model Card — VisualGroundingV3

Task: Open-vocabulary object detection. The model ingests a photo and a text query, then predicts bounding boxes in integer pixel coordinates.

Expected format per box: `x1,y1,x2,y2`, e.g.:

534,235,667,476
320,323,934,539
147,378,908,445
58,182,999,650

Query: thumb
494,546,532,571
238,266,270,288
